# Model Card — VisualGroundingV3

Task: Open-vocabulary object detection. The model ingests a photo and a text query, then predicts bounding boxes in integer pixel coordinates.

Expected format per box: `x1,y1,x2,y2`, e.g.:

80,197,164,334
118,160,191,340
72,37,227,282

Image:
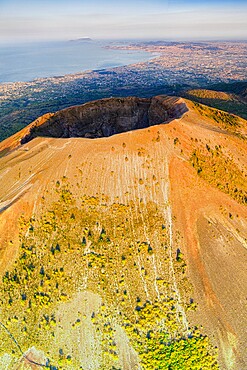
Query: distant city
0,40,246,141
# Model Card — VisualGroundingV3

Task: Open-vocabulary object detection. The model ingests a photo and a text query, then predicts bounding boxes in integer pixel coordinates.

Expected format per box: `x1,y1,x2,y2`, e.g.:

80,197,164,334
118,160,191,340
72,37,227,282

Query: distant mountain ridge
183,81,247,120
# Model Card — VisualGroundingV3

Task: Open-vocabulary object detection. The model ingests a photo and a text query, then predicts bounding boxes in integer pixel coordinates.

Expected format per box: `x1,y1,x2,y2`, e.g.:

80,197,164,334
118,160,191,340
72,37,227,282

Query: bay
0,40,152,84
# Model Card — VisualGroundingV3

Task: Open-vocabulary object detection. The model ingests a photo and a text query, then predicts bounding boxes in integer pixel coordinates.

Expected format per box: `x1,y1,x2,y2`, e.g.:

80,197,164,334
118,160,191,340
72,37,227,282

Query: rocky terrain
20,96,187,142
0,96,246,369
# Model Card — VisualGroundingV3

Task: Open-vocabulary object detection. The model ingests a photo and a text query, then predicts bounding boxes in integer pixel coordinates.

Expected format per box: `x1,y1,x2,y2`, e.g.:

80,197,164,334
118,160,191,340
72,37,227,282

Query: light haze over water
0,40,152,84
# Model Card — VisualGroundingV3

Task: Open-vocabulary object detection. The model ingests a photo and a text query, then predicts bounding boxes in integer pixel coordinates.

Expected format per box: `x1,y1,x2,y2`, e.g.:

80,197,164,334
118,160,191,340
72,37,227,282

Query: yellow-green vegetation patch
187,91,247,121
191,145,247,205
192,102,244,134
0,182,218,369
188,89,232,101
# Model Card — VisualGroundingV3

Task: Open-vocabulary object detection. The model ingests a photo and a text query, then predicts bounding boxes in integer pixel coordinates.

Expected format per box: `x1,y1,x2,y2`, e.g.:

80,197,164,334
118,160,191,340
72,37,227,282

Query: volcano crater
21,96,188,143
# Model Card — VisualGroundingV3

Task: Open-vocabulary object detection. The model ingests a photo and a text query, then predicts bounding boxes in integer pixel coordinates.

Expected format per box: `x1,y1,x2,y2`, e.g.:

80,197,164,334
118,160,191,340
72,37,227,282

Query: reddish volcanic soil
0,96,246,369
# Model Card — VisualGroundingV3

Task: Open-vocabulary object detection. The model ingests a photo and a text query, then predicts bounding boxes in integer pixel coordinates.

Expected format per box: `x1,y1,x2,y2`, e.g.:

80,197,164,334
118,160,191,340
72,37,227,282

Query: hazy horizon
0,0,247,43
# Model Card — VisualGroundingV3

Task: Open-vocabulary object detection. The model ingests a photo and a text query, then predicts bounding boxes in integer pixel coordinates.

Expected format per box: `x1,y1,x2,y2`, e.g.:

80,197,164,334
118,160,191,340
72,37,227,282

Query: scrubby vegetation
210,81,247,101
188,89,233,101
0,180,218,369
192,101,242,131
185,89,247,120
191,145,247,205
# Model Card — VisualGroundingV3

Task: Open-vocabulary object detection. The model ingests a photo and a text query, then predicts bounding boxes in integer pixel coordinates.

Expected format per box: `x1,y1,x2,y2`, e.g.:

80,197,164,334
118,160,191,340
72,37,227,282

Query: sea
0,40,152,84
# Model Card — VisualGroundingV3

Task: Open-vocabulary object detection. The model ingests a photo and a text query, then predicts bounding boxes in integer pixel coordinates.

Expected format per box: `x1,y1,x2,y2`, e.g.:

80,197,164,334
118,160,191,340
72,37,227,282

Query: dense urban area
0,41,246,140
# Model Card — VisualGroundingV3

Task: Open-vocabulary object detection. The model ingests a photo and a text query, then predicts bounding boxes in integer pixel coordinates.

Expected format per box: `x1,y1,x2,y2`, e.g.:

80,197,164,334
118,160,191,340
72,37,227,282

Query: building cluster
0,41,246,112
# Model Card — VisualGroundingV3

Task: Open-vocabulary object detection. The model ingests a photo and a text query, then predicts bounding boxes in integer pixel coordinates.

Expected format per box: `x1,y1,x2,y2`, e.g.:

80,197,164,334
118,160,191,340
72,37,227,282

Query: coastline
1,39,246,89
0,40,246,142
0,41,154,85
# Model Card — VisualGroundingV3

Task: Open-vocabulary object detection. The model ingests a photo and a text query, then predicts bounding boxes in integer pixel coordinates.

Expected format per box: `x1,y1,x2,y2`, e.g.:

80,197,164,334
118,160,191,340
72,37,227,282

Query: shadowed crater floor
21,95,188,143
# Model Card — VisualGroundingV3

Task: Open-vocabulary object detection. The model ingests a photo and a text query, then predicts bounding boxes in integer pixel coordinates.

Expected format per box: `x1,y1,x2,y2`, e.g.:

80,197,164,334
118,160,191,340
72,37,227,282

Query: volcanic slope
0,96,246,370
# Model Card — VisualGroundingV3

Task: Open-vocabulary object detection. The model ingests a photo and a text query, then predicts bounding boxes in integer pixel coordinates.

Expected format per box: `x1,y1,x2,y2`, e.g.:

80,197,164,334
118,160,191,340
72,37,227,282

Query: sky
0,0,246,43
